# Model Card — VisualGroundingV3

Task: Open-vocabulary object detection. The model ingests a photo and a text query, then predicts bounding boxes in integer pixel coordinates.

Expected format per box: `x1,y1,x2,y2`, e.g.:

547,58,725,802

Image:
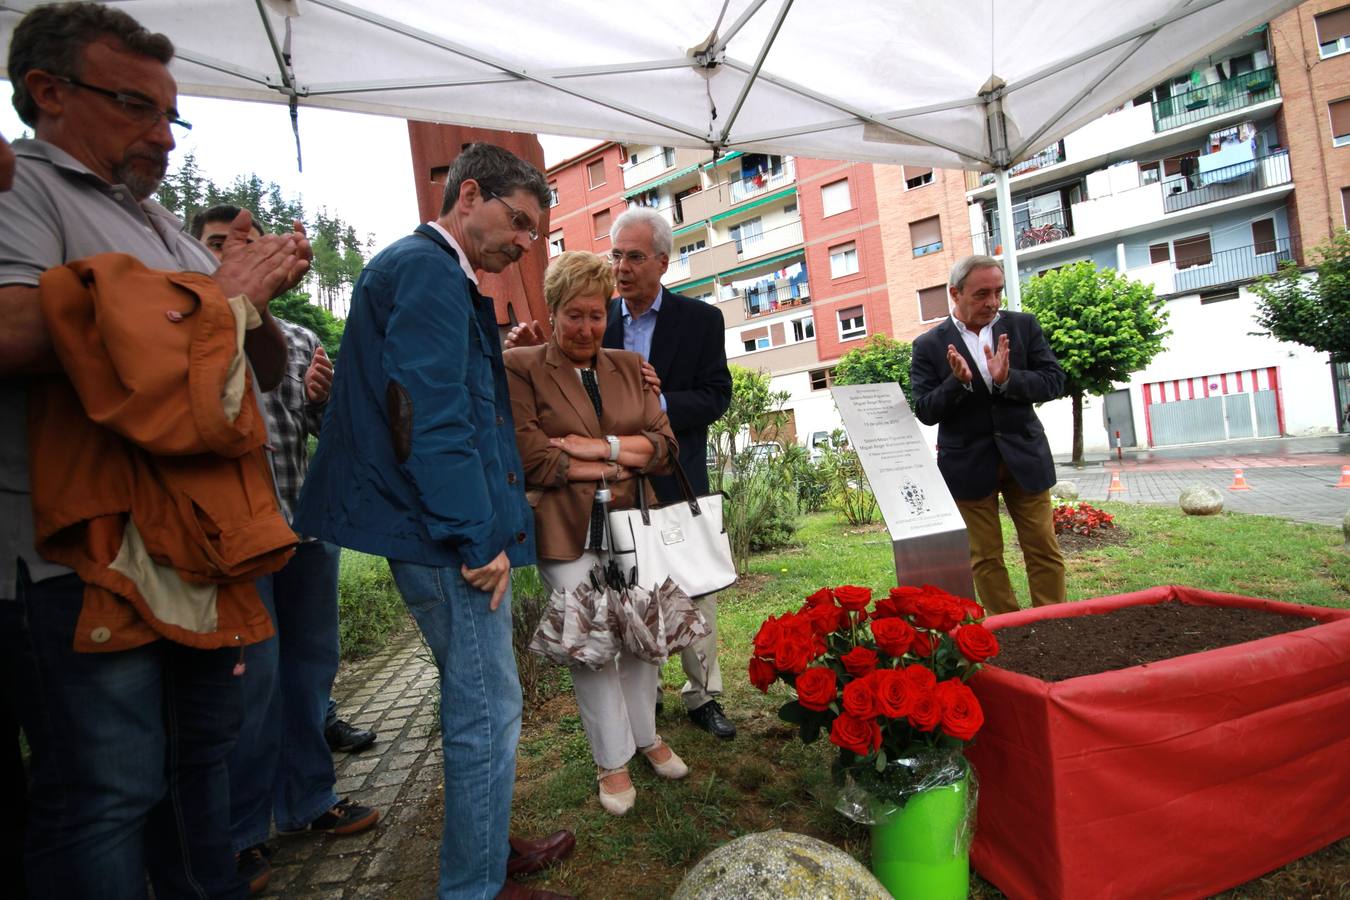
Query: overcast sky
0,82,601,251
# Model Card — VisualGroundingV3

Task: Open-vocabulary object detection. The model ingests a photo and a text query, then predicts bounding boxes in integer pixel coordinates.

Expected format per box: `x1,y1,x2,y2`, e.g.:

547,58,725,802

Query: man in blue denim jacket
295,143,571,900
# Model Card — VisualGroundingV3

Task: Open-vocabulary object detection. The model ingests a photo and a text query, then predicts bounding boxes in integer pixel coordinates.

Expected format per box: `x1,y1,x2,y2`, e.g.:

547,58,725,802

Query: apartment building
875,3,1350,453
543,143,889,448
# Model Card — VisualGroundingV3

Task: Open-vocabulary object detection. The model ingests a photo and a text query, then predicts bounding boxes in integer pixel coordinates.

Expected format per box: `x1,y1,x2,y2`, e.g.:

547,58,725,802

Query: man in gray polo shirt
0,3,311,897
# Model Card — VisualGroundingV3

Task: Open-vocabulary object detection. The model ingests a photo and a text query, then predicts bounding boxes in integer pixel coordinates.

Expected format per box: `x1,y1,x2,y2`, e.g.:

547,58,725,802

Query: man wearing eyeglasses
293,142,573,900
508,206,735,739
0,3,311,898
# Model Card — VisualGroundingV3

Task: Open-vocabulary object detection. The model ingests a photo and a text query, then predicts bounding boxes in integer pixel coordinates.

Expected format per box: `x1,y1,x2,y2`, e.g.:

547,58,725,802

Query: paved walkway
1052,435,1350,527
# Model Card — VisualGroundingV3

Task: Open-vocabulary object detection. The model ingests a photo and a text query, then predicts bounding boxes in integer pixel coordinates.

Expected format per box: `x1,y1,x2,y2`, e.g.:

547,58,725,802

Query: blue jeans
10,565,245,899
228,540,342,852
389,561,522,900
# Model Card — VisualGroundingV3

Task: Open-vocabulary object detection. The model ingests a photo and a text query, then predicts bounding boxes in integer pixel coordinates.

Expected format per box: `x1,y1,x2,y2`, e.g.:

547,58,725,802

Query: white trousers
537,552,659,770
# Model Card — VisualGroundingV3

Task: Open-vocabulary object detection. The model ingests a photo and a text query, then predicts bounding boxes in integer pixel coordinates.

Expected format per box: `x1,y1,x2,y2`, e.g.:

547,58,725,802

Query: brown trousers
954,464,1066,615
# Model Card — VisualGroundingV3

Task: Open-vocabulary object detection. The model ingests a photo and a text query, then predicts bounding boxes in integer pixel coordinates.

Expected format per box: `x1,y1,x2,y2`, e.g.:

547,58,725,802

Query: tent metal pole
995,167,1022,312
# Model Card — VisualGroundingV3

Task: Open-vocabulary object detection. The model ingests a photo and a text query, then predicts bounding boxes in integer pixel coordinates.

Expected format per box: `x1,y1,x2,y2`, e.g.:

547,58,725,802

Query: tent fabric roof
0,0,1300,171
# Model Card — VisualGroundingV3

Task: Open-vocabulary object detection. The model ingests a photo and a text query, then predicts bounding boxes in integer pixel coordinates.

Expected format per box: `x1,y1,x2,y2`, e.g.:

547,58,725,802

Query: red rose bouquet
749,583,998,822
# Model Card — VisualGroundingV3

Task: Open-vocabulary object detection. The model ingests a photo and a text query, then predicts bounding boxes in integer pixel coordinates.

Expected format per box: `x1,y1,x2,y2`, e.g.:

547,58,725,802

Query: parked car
745,441,783,464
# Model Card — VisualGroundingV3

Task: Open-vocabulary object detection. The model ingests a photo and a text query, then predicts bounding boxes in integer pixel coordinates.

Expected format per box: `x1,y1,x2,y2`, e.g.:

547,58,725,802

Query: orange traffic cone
1336,465,1350,489
1107,470,1126,494
1228,468,1252,491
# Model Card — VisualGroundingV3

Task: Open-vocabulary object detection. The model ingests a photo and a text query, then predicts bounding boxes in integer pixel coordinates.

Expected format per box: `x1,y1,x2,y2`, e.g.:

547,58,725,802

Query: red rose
804,587,834,607
748,657,776,692
874,669,916,719
907,688,942,731
954,623,999,663
833,585,872,611
910,631,936,657
935,678,985,740
829,712,882,756
794,666,837,712
753,615,782,659
887,586,924,616
903,664,938,692
959,597,986,621
805,601,847,635
870,617,915,657
914,593,963,631
774,634,813,674
839,645,879,677
841,673,879,719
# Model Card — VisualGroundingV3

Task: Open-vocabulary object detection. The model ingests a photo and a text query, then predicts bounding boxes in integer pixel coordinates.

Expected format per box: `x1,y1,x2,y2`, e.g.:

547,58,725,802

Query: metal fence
1152,66,1280,132
1161,150,1290,214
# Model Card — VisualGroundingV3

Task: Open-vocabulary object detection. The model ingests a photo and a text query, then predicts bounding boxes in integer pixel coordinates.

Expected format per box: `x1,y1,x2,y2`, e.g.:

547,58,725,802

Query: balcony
661,239,740,286
1152,66,1279,133
737,279,811,320
728,158,797,203
972,205,1074,256
681,158,797,221
734,219,804,261
1160,150,1290,214
979,141,1066,186
621,147,706,191
1172,237,1295,294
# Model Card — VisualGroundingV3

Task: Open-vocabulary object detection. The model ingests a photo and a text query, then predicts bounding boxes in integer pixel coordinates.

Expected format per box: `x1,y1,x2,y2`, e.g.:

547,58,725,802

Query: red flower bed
965,586,1350,900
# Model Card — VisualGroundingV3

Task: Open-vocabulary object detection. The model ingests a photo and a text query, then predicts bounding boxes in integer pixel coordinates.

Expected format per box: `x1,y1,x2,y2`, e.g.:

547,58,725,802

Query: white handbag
607,456,736,597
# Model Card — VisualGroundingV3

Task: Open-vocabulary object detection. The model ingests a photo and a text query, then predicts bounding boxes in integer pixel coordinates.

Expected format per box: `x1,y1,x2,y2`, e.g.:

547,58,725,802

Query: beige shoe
641,736,689,780
597,767,635,816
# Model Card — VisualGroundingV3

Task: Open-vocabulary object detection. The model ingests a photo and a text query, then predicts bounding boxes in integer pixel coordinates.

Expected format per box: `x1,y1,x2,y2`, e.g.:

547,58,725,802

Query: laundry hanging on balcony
1198,139,1256,184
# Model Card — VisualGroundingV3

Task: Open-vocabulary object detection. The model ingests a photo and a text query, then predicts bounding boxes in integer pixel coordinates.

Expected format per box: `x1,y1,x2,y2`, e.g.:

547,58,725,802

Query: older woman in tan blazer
505,251,686,816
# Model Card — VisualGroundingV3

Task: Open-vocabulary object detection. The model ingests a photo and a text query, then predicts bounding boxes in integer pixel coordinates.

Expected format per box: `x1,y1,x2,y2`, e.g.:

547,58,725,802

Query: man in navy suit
509,207,734,738
909,255,1067,616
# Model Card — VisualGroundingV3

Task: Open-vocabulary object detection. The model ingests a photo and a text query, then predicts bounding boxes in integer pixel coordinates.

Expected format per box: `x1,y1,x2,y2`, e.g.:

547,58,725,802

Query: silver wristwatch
606,435,621,461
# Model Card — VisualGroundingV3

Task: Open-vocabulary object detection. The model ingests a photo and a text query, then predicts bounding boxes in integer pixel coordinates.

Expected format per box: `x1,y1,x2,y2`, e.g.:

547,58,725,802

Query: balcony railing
972,204,1073,256
728,158,797,203
1173,236,1294,294
1152,66,1279,133
733,219,804,260
978,140,1066,186
738,280,811,319
1160,149,1290,213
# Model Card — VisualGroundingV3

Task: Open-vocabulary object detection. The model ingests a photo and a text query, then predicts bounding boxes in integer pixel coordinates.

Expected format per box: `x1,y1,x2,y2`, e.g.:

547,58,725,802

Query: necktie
579,369,606,550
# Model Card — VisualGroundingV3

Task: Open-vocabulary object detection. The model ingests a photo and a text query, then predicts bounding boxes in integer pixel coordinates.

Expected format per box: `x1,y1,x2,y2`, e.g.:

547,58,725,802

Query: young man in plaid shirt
194,206,379,894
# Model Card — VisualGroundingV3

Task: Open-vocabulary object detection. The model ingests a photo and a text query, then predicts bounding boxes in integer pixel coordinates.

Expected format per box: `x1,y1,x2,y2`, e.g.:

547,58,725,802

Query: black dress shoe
687,699,736,740
325,718,377,753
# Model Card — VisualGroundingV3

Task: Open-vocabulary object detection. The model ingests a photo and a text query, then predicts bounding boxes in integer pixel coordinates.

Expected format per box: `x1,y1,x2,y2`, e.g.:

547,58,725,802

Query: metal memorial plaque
831,383,974,599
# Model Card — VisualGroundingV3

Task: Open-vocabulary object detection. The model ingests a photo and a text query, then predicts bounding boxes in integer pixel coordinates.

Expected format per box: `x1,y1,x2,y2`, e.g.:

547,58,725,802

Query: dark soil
990,601,1317,682
1055,525,1130,554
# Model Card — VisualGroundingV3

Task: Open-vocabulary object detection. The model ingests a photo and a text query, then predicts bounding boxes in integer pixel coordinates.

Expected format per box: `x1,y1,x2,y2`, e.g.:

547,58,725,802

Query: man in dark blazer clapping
909,255,1067,616
508,207,735,738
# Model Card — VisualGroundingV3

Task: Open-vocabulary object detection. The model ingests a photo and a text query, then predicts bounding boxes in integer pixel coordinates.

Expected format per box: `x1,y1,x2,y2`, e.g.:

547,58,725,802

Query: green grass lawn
507,503,1349,898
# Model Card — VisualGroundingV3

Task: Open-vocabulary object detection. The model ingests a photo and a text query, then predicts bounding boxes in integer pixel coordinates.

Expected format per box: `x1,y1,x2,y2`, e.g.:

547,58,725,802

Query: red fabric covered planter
966,585,1350,900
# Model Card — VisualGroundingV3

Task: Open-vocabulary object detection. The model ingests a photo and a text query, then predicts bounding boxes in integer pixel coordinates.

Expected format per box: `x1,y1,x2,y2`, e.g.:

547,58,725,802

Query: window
548,230,565,257
730,217,764,254
903,166,934,190
678,239,706,258
663,146,676,166
1149,242,1171,264
1173,233,1213,269
592,208,612,239
821,179,852,217
1343,186,1350,228
587,159,607,188
741,326,770,353
829,241,859,277
837,305,866,341
783,201,798,217
548,184,559,207
791,316,815,341
1316,7,1350,58
1330,99,1350,147
910,216,943,256
1251,218,1276,255
917,285,948,322
809,367,836,391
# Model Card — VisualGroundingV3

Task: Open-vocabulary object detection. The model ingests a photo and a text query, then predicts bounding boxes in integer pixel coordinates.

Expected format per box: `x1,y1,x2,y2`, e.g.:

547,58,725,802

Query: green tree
270,291,345,358
832,334,914,401
1250,229,1350,363
1022,261,1169,465
707,365,791,491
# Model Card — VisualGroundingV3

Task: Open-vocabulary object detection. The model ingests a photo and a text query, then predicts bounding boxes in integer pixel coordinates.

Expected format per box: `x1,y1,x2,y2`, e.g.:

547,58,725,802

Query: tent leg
994,167,1021,311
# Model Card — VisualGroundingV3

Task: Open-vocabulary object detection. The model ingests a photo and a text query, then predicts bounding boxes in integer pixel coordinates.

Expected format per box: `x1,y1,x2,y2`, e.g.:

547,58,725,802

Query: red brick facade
544,143,628,262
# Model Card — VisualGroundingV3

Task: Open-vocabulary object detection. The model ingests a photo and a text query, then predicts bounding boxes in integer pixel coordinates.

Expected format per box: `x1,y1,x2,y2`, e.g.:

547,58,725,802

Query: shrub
337,550,407,658
818,433,877,526
1053,501,1115,536
510,566,569,712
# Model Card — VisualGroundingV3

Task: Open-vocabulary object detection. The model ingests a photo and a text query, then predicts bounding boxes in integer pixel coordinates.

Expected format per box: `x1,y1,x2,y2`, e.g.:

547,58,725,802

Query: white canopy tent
1,0,1301,306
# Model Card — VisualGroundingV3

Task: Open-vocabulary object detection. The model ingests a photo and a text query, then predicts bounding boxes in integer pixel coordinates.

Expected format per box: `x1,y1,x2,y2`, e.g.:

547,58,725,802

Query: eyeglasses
52,75,192,132
486,193,539,241
609,250,655,266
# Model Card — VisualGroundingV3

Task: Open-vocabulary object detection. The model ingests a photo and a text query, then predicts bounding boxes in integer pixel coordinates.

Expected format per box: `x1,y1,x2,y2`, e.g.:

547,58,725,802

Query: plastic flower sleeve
833,745,977,846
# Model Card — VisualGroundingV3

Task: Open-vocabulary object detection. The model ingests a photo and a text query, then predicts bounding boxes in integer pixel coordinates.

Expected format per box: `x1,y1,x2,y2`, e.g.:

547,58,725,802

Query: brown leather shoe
506,830,577,876
495,879,576,900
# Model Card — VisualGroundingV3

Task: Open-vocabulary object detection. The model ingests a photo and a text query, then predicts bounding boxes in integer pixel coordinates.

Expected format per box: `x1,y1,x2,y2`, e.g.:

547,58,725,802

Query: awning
622,163,700,198
709,186,798,223
718,248,805,280
701,151,745,170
